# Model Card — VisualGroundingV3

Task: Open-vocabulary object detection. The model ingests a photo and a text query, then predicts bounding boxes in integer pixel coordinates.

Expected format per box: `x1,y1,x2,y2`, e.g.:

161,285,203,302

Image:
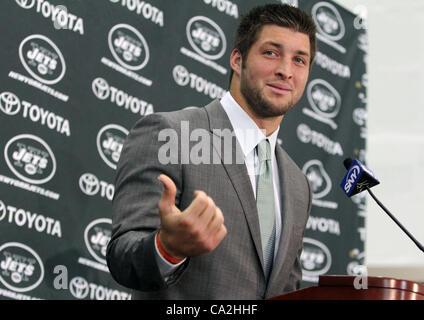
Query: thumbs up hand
157,174,227,260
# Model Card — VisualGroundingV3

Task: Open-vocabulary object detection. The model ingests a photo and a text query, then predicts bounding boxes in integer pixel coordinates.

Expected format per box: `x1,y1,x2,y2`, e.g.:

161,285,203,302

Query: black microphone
341,158,424,253
340,158,379,197
343,158,353,169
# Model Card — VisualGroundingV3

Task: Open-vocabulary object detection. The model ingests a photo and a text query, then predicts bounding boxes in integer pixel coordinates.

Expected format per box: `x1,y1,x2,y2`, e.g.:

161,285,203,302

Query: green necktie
256,139,276,279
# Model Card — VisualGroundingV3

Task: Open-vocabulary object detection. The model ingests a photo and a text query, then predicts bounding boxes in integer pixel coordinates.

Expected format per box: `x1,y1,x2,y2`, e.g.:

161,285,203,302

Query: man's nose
275,59,293,80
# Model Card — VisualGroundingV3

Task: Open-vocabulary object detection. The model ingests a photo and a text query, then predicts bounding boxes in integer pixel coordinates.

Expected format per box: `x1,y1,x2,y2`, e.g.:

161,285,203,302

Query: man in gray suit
107,4,316,299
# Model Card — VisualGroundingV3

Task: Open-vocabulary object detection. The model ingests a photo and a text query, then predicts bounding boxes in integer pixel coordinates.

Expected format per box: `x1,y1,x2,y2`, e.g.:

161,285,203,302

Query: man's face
239,25,311,118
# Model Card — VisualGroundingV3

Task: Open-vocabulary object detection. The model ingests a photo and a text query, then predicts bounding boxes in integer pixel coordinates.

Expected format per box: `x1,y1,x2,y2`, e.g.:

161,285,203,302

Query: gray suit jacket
106,100,312,299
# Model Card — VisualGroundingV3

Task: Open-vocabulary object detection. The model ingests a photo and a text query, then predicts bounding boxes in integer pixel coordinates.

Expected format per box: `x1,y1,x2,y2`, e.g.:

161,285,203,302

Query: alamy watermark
53,265,68,289
51,5,69,30
353,266,368,290
157,120,268,171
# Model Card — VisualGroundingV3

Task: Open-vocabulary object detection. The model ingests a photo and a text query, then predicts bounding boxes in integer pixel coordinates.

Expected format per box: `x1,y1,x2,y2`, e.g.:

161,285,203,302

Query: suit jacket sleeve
106,113,188,291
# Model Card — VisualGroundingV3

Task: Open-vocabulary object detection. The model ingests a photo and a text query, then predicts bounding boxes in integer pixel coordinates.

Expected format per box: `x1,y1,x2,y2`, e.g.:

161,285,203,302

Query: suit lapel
267,145,297,290
204,100,265,271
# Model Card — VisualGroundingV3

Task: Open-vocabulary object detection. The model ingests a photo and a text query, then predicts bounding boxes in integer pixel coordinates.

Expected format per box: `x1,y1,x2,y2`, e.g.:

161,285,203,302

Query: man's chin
241,85,295,118
259,101,295,117
252,106,289,118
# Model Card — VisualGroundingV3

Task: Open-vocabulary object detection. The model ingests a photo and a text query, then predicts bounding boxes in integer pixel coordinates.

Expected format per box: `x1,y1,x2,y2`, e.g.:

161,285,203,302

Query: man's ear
230,49,242,76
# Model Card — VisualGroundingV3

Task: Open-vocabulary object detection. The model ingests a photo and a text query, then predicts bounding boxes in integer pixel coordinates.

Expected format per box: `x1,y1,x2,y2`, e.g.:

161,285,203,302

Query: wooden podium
269,275,424,300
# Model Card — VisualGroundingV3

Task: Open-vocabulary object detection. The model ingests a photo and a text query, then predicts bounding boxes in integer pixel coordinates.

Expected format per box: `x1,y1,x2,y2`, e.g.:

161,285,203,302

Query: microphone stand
366,187,424,253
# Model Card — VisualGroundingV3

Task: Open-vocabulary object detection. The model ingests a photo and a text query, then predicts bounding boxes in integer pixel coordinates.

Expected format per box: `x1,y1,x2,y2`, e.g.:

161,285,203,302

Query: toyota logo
79,173,100,196
0,92,21,116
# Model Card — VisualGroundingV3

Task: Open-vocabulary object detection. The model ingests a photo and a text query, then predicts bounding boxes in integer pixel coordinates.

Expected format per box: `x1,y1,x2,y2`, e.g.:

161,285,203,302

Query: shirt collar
220,91,280,158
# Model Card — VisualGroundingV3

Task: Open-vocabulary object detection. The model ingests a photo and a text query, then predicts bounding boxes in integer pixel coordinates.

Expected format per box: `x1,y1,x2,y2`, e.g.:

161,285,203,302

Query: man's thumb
158,174,177,216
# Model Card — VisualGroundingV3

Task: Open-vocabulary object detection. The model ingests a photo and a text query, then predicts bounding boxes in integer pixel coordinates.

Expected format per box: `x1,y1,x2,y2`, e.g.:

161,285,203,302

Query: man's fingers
160,186,227,257
158,174,177,217
183,190,210,218
207,206,225,233
215,225,227,243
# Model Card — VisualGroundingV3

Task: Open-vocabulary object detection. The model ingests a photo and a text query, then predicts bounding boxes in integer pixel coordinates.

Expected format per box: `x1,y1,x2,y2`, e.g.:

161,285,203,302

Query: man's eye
295,57,306,64
264,50,277,56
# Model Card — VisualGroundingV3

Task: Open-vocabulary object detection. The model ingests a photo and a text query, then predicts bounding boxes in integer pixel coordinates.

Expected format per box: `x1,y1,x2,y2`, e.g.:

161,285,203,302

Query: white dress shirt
155,91,283,278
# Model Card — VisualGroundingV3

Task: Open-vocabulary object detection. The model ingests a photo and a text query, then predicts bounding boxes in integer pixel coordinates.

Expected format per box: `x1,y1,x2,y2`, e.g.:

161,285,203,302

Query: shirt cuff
154,232,186,278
